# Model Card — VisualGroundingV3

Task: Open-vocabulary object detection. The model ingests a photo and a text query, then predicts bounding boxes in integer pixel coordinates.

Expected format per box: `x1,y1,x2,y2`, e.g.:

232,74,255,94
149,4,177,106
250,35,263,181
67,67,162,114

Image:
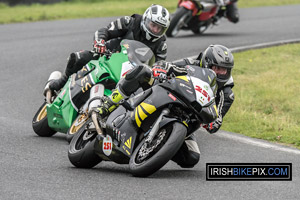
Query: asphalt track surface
1,5,300,200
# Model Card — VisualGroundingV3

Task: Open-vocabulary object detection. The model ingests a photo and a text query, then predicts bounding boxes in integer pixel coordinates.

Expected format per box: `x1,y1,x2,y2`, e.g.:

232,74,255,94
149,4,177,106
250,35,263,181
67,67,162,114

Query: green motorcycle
32,40,155,142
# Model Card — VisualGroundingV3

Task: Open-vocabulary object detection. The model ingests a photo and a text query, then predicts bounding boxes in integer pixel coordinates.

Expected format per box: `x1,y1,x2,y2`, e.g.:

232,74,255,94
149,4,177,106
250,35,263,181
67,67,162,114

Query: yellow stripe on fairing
135,108,141,127
140,102,156,114
176,76,189,82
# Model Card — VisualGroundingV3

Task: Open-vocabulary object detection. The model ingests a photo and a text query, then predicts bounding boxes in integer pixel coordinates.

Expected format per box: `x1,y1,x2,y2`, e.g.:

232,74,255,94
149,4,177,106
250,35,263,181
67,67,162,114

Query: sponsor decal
103,135,113,156
122,146,131,155
168,93,177,101
195,85,211,102
180,83,192,90
125,137,132,149
53,113,63,119
94,85,99,93
121,61,134,78
186,90,193,94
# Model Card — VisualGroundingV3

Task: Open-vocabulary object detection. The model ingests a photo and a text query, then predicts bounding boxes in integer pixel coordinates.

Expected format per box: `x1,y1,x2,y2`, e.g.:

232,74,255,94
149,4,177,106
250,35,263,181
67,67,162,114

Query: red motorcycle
166,0,234,37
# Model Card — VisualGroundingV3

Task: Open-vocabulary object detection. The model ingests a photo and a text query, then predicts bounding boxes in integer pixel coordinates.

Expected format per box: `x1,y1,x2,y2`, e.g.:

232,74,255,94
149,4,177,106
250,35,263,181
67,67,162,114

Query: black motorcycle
68,65,218,177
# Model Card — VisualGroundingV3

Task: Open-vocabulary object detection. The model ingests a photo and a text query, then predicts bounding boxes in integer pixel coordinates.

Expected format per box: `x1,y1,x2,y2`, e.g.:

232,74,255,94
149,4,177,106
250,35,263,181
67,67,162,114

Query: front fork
145,108,170,144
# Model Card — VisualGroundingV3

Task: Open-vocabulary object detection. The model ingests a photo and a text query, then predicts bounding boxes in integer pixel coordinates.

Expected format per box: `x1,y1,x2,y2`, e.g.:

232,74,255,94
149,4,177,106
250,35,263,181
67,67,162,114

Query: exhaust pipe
88,84,105,137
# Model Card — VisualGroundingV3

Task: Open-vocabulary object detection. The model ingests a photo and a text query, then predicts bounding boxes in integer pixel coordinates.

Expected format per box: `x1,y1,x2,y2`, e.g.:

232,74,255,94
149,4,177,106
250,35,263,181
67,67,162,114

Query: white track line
215,130,300,155
173,38,300,62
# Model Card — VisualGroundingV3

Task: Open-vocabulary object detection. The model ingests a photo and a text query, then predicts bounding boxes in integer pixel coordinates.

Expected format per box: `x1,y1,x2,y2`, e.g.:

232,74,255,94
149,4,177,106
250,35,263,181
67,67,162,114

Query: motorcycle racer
174,44,235,134
93,45,233,169
47,4,170,94
214,0,239,24
161,44,235,168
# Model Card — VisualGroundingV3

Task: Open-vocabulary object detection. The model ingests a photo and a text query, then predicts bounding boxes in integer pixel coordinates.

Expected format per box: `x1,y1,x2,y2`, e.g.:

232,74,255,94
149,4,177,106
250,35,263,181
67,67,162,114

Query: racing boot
48,53,76,92
48,74,68,92
94,87,127,119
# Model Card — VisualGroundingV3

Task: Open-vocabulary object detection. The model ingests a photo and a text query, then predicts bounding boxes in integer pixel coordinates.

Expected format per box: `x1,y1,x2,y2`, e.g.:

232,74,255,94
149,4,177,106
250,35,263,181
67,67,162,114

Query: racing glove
202,115,223,134
93,39,106,54
153,61,187,76
152,65,167,78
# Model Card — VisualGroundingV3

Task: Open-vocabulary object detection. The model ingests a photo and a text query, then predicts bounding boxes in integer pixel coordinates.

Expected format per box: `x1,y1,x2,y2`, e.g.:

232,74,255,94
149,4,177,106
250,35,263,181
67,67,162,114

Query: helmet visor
145,18,167,37
211,66,231,81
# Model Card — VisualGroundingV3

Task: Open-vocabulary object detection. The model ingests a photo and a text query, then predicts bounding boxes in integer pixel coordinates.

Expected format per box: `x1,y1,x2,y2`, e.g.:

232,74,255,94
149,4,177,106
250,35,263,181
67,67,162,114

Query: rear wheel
166,7,193,37
68,119,102,168
66,112,88,143
32,102,56,137
129,122,187,177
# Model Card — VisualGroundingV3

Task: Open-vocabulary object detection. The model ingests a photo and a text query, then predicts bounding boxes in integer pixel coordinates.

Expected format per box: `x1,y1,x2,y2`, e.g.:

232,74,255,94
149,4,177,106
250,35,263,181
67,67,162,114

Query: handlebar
91,49,113,58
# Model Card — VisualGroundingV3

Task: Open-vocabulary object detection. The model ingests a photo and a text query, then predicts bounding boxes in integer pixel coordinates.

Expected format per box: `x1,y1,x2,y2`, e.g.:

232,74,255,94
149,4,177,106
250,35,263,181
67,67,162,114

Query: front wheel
191,24,209,34
66,112,88,143
32,102,56,137
129,122,187,177
166,7,193,37
68,119,102,168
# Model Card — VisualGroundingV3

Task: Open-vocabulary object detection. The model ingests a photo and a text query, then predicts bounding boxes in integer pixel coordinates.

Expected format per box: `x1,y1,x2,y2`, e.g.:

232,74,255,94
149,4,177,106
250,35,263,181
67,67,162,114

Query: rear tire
68,119,102,168
32,102,56,137
166,7,193,37
129,122,187,177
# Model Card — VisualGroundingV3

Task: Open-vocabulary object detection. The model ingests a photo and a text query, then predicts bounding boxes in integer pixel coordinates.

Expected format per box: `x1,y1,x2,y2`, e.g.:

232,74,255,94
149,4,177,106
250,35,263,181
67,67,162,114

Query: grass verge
0,0,300,24
222,43,300,149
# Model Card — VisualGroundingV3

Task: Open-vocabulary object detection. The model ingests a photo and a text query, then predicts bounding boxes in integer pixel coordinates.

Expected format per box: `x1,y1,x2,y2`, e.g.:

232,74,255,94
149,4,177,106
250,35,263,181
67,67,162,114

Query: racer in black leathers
170,44,235,168
173,58,234,133
94,45,233,169
214,0,239,24
48,4,170,93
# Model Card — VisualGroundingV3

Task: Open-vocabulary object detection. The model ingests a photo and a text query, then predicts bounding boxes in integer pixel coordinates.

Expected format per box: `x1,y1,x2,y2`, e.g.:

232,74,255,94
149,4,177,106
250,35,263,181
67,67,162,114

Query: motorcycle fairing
69,69,95,112
97,107,139,161
131,78,197,132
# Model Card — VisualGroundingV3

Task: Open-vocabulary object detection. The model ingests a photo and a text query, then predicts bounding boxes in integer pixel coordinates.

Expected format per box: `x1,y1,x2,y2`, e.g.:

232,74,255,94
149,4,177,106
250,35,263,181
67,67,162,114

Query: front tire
32,102,56,137
129,122,187,177
191,24,209,34
68,119,102,168
166,7,193,37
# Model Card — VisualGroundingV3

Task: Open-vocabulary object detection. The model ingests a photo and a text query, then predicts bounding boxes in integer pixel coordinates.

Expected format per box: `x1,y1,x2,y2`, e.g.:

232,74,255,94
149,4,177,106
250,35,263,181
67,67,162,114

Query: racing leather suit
170,57,234,168
50,14,168,91
65,14,167,77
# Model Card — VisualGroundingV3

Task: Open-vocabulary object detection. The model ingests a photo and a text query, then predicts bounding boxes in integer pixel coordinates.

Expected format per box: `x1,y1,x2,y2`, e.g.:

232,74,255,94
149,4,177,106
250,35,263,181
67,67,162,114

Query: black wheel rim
135,125,173,164
74,130,96,152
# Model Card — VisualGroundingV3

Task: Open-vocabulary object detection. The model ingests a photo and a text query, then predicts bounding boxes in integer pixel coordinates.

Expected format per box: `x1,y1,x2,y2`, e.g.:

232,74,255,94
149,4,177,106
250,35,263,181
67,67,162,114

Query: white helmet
141,5,170,42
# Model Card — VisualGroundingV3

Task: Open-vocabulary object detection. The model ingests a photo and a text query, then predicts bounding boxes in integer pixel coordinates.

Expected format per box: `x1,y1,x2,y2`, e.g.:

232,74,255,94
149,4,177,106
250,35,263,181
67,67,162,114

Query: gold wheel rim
36,104,47,122
69,113,88,135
